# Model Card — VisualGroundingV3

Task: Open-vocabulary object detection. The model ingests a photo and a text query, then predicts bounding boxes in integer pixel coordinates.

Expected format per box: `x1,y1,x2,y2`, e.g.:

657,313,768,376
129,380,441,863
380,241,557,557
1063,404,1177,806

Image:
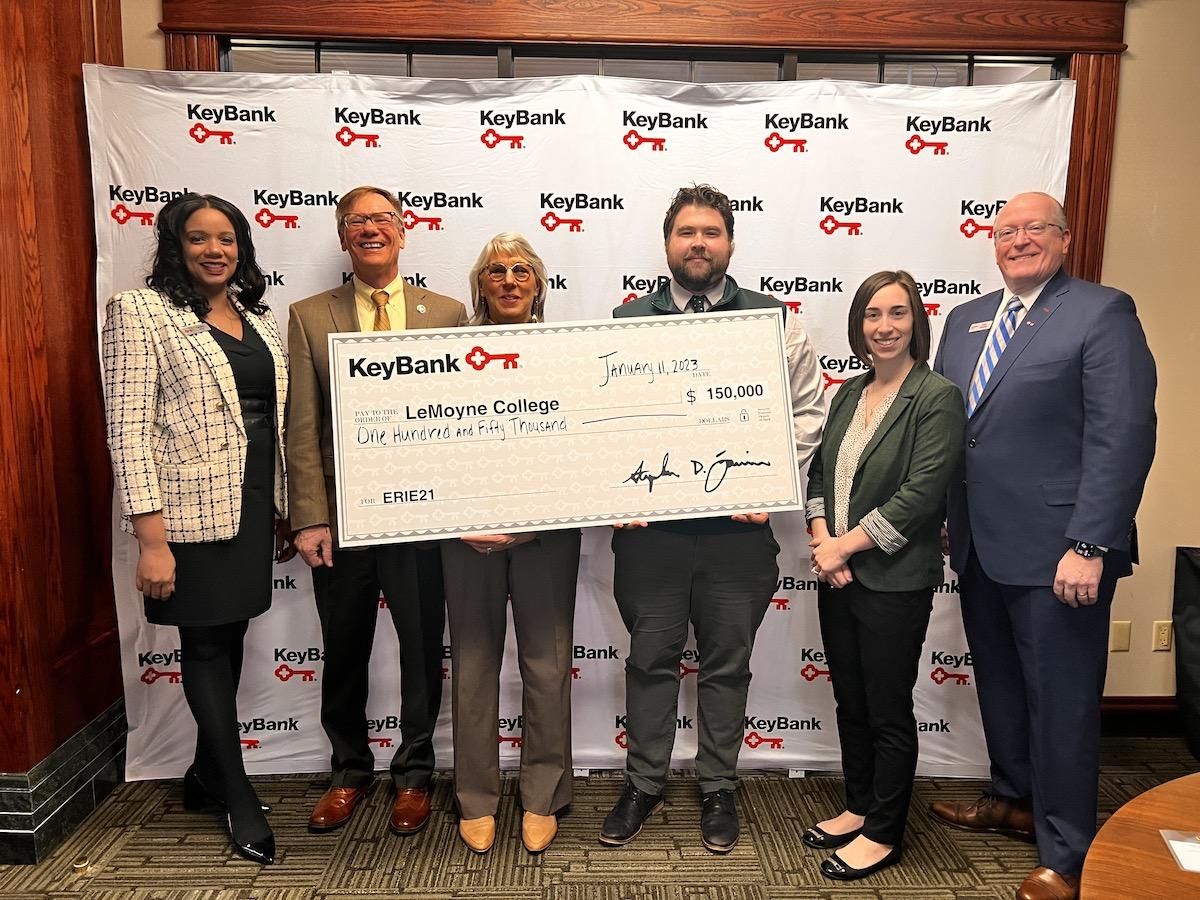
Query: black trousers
312,542,445,789
818,579,933,846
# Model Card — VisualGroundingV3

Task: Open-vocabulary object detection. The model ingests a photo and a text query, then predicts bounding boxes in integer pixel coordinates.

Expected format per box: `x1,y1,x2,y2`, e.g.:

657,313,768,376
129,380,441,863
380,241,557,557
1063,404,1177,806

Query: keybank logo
759,275,843,296
273,646,322,683
540,192,626,234
138,648,182,685
109,184,191,226
905,115,991,156
333,106,423,148
480,107,565,149
818,356,870,391
185,102,276,145
764,111,849,153
916,277,982,297
818,195,904,236
622,109,708,151
252,188,339,231
960,199,1006,239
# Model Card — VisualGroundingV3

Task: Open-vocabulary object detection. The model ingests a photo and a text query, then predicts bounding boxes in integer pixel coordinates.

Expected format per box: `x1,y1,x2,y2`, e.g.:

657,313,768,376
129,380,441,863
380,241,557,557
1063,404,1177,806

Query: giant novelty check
330,310,802,545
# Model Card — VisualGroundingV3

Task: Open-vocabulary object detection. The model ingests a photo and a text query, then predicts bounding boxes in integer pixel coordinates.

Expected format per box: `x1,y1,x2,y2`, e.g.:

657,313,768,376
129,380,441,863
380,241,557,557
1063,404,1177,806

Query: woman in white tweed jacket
102,193,288,865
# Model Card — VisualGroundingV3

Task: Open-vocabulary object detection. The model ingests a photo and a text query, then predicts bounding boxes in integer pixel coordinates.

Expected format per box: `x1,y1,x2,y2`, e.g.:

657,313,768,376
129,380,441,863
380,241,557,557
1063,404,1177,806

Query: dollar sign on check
686,390,696,404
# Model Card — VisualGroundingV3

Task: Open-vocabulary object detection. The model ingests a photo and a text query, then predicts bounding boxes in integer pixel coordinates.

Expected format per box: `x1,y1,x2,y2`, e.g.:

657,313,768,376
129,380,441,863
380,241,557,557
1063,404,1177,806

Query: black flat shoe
819,845,902,881
183,766,271,814
801,823,862,850
227,813,276,865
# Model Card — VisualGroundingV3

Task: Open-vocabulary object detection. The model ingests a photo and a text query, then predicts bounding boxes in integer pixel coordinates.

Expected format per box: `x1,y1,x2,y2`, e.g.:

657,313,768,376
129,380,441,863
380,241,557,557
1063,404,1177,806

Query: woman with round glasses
443,233,581,855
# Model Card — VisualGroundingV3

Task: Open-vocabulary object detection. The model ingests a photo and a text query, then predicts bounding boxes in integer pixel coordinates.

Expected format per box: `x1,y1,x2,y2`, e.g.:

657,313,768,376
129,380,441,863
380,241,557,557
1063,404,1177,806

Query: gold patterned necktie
371,290,391,331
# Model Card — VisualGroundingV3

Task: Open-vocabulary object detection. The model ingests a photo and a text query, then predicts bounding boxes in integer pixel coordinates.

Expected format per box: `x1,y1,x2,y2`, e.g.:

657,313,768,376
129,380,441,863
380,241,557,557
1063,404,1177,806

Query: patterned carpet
1,736,1194,899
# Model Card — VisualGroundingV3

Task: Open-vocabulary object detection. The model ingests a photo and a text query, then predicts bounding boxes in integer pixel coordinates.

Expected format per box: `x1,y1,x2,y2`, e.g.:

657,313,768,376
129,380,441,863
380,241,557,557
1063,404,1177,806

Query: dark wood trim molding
1102,696,1178,714
165,33,220,72
160,0,1127,54
0,0,122,773
1065,51,1121,284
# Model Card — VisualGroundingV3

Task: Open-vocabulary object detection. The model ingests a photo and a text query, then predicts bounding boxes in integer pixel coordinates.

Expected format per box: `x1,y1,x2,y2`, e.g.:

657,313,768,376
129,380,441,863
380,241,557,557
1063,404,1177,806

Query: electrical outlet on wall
1153,621,1173,652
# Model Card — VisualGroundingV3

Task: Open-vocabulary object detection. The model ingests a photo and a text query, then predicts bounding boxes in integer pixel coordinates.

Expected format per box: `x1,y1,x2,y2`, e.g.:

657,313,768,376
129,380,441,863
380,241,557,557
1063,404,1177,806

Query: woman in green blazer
800,271,965,881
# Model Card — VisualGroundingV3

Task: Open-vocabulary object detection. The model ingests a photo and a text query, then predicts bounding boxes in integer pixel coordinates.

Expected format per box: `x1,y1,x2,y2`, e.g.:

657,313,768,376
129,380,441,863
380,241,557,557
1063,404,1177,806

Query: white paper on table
1160,830,1200,872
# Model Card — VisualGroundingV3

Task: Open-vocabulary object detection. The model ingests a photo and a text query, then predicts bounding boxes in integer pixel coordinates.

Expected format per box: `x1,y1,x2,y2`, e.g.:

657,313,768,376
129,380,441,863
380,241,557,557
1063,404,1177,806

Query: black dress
145,318,277,627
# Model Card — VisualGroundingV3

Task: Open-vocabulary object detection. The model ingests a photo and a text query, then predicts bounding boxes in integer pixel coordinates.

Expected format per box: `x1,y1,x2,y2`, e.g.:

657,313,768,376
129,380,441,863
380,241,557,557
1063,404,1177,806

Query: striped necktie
371,290,391,331
966,296,1023,416
688,295,709,313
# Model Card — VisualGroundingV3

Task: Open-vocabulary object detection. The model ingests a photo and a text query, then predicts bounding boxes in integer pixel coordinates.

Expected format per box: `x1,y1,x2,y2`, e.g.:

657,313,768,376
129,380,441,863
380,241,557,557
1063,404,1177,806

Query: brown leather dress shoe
1016,866,1079,900
522,811,558,853
389,787,432,835
309,785,369,833
459,815,496,853
929,793,1036,843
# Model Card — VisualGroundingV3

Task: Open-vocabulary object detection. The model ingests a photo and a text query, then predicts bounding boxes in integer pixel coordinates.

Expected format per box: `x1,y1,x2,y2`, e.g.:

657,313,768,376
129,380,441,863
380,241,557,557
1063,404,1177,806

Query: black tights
179,621,269,841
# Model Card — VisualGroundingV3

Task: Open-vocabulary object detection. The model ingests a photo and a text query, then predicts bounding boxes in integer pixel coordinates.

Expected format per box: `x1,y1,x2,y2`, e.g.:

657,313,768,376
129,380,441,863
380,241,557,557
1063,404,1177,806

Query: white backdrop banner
84,65,1074,781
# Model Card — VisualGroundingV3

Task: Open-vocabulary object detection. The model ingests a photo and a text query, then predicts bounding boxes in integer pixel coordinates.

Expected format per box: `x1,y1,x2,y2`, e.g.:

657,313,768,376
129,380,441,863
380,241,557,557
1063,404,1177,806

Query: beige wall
1101,0,1199,696
120,0,164,70
118,0,1195,695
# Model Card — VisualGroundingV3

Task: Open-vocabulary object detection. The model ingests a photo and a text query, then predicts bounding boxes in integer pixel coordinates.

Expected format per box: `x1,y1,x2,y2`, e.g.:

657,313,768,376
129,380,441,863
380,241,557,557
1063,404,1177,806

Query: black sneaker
599,781,664,846
700,789,739,853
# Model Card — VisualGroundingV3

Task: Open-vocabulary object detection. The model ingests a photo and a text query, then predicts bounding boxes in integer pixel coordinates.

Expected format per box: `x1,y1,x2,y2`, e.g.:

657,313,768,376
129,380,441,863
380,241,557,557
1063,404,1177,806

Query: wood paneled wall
0,0,123,772
161,0,1126,285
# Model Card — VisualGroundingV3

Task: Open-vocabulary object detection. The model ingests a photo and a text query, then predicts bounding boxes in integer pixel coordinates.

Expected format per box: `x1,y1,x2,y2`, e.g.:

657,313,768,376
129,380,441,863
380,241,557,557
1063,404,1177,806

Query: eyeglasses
993,222,1063,244
484,263,534,282
342,211,400,230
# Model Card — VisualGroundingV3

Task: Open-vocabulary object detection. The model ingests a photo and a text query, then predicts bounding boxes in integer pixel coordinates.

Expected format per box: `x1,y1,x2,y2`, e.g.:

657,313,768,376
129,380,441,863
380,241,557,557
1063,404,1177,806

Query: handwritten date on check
329,310,803,546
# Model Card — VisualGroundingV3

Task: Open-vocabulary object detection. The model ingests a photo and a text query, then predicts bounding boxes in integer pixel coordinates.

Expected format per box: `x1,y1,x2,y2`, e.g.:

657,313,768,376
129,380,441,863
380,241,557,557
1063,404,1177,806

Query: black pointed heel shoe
819,844,902,881
183,766,271,814
801,823,862,850
227,813,276,865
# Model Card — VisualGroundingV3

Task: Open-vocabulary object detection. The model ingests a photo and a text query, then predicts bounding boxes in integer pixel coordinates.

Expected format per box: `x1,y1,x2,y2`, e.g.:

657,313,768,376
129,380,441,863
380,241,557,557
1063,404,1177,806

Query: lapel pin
416,303,427,314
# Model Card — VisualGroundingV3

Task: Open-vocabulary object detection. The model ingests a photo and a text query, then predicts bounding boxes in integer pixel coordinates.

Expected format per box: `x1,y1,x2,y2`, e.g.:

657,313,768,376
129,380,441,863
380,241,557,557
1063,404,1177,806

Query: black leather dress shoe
700,789,739,853
599,781,664,845
801,823,862,850
819,844,902,881
226,813,276,865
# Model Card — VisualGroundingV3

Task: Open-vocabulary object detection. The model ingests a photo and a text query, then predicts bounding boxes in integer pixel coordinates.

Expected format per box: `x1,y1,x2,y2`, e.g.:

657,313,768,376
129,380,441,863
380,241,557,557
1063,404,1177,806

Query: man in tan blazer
286,186,467,837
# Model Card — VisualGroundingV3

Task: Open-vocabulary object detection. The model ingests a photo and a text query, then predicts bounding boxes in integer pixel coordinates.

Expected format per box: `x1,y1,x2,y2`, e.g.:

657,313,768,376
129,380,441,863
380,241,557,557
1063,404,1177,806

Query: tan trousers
442,529,581,818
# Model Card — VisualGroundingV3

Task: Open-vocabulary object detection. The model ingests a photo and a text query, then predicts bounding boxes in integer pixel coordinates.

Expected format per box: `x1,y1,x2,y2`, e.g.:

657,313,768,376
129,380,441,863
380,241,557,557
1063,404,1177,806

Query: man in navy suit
931,192,1156,900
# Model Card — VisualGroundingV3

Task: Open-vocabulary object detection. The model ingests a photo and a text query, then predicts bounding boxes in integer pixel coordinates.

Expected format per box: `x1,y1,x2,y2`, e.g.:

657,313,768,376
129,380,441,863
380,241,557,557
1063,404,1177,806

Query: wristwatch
1072,541,1106,558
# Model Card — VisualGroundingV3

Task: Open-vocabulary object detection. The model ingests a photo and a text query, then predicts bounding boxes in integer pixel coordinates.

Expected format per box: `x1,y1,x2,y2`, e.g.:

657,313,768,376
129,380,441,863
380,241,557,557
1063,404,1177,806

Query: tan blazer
101,288,289,541
285,282,467,544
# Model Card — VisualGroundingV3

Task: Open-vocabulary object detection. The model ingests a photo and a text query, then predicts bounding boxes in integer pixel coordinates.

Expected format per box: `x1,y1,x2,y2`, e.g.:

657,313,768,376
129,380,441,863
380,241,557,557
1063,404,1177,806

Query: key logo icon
623,129,666,151
541,211,583,233
764,132,807,153
401,209,442,231
335,126,380,148
744,731,784,749
255,208,299,229
188,122,234,145
906,134,949,155
960,217,994,239
111,204,154,226
800,662,832,682
481,128,524,149
819,215,862,236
